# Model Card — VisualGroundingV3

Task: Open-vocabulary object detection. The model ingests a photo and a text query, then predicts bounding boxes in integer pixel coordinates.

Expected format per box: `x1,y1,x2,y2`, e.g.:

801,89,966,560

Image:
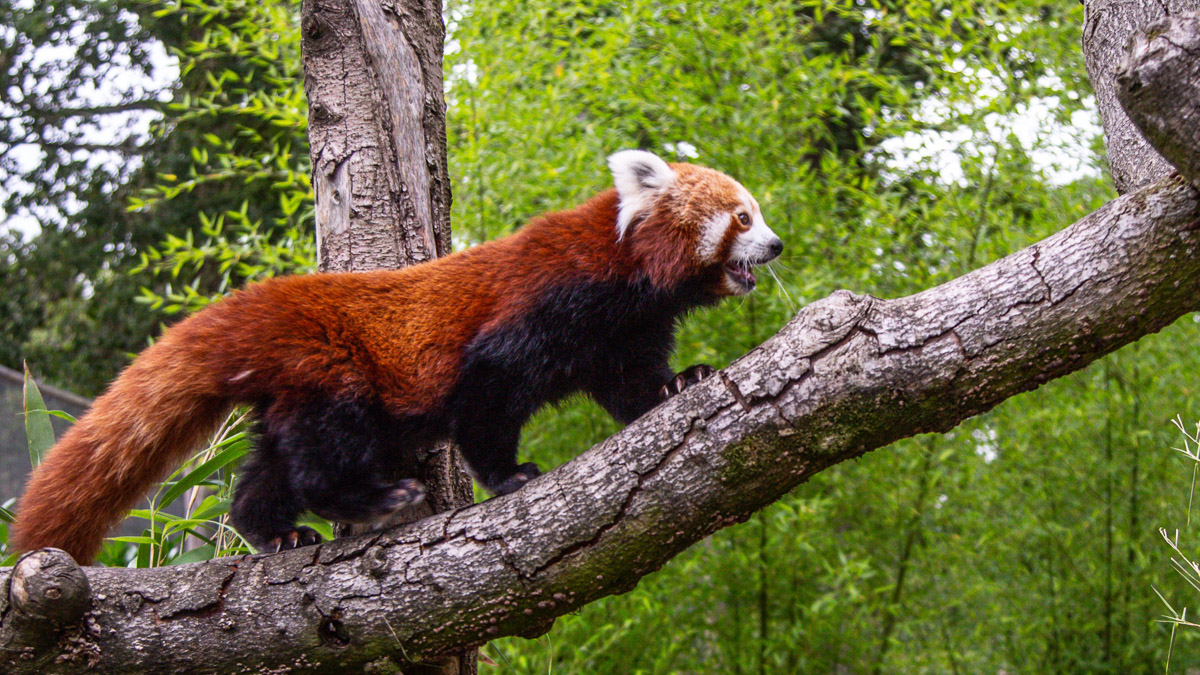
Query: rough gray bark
4,7,1200,675
303,0,451,271
301,1,472,672
1082,0,1200,193
1115,13,1200,186
0,550,92,664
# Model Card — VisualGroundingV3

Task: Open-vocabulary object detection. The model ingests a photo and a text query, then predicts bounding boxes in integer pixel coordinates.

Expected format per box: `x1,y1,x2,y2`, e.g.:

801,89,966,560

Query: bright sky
878,70,1104,187
0,6,179,240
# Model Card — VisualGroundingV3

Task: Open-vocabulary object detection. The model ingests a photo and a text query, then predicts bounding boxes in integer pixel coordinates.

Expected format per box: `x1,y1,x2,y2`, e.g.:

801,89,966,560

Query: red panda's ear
608,150,676,240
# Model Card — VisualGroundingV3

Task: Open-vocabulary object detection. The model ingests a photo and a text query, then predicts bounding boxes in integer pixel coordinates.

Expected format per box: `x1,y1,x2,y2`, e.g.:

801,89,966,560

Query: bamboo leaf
160,442,248,507
22,363,56,468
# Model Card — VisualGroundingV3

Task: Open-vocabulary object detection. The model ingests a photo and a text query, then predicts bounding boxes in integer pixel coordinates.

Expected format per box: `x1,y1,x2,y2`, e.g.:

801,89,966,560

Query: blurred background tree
3,0,1198,671
0,0,310,394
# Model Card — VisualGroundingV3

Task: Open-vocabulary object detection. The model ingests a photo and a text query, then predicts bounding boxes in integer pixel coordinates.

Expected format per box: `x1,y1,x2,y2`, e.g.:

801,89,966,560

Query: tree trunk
1113,12,1200,187
1082,0,1200,193
2,7,1200,675
304,0,451,269
301,0,474,671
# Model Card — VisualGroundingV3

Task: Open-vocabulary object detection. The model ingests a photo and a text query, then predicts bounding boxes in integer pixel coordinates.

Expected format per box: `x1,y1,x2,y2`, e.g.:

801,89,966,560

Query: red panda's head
608,150,783,297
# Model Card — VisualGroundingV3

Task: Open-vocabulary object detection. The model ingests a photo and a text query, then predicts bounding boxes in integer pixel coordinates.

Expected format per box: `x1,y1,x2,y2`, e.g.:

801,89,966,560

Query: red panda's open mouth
724,260,757,292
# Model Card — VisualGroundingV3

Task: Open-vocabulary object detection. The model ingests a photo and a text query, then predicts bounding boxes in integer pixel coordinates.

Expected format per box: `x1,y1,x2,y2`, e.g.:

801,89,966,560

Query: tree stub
9,549,90,624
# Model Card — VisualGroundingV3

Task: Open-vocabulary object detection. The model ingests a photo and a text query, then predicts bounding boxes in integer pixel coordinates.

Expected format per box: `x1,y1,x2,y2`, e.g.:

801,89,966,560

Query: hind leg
453,419,540,496
281,396,426,525
230,430,319,552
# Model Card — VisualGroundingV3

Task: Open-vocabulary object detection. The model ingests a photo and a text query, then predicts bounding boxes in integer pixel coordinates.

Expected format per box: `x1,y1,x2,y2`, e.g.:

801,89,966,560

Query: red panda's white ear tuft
608,150,676,239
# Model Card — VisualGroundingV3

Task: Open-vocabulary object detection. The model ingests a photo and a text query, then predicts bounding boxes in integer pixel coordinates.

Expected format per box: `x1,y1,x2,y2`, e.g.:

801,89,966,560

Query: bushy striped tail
11,339,231,565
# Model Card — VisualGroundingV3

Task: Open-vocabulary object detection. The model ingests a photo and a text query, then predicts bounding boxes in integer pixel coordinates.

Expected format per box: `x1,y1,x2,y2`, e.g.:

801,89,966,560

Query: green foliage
133,202,315,315
0,0,165,223
112,415,259,568
0,0,176,394
0,0,312,392
3,0,1198,670
130,0,315,314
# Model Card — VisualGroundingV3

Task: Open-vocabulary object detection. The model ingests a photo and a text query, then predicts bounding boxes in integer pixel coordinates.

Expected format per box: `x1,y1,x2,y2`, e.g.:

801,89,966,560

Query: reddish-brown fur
12,177,746,564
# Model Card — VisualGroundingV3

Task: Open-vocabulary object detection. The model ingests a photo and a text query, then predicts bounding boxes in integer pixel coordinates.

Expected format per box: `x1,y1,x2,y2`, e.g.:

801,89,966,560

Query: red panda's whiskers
766,264,797,311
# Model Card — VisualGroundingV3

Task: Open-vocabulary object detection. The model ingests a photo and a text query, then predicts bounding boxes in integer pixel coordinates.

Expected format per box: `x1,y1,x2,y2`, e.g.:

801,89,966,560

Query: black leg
589,361,716,424
280,396,426,524
452,420,540,495
231,397,427,553
447,354,543,495
587,352,676,424
230,430,318,552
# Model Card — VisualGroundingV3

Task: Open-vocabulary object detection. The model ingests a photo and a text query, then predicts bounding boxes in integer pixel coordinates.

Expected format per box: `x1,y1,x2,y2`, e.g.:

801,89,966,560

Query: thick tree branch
6,139,149,157
1,172,1198,674
0,550,92,664
5,11,1200,675
0,99,168,123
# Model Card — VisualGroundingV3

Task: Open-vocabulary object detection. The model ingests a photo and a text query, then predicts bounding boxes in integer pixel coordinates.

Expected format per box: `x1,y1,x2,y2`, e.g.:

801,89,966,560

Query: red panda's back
171,250,510,414
175,191,626,414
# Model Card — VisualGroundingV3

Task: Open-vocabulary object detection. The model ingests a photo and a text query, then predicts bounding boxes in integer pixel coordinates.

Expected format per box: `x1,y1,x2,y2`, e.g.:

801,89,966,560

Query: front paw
491,462,542,496
659,364,716,399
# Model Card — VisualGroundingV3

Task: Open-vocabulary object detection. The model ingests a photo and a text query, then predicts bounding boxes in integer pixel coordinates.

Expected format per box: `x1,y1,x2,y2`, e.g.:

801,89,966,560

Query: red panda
11,150,783,564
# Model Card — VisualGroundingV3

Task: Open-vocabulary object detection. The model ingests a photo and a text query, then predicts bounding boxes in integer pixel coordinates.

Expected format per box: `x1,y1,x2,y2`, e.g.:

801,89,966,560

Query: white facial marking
695,211,732,262
729,190,778,263
608,150,677,239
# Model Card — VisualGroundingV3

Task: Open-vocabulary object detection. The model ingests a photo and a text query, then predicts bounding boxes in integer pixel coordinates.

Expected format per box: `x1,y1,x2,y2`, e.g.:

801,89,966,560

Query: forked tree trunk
1082,0,1200,191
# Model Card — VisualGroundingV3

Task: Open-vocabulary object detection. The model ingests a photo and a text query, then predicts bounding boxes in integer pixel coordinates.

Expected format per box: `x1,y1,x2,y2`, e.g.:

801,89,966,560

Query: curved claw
659,364,717,400
265,526,323,555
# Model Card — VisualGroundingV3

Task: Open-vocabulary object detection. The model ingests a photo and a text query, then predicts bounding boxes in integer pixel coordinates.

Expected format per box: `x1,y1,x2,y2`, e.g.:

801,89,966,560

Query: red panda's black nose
767,238,784,259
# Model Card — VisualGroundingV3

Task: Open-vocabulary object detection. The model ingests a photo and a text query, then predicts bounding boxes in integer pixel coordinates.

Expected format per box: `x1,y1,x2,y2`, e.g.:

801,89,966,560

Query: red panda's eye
737,213,751,226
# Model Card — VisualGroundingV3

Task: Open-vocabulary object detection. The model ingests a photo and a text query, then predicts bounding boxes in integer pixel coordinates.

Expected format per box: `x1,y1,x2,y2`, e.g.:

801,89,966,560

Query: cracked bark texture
4,7,1200,675
1083,0,1200,193
303,0,451,270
